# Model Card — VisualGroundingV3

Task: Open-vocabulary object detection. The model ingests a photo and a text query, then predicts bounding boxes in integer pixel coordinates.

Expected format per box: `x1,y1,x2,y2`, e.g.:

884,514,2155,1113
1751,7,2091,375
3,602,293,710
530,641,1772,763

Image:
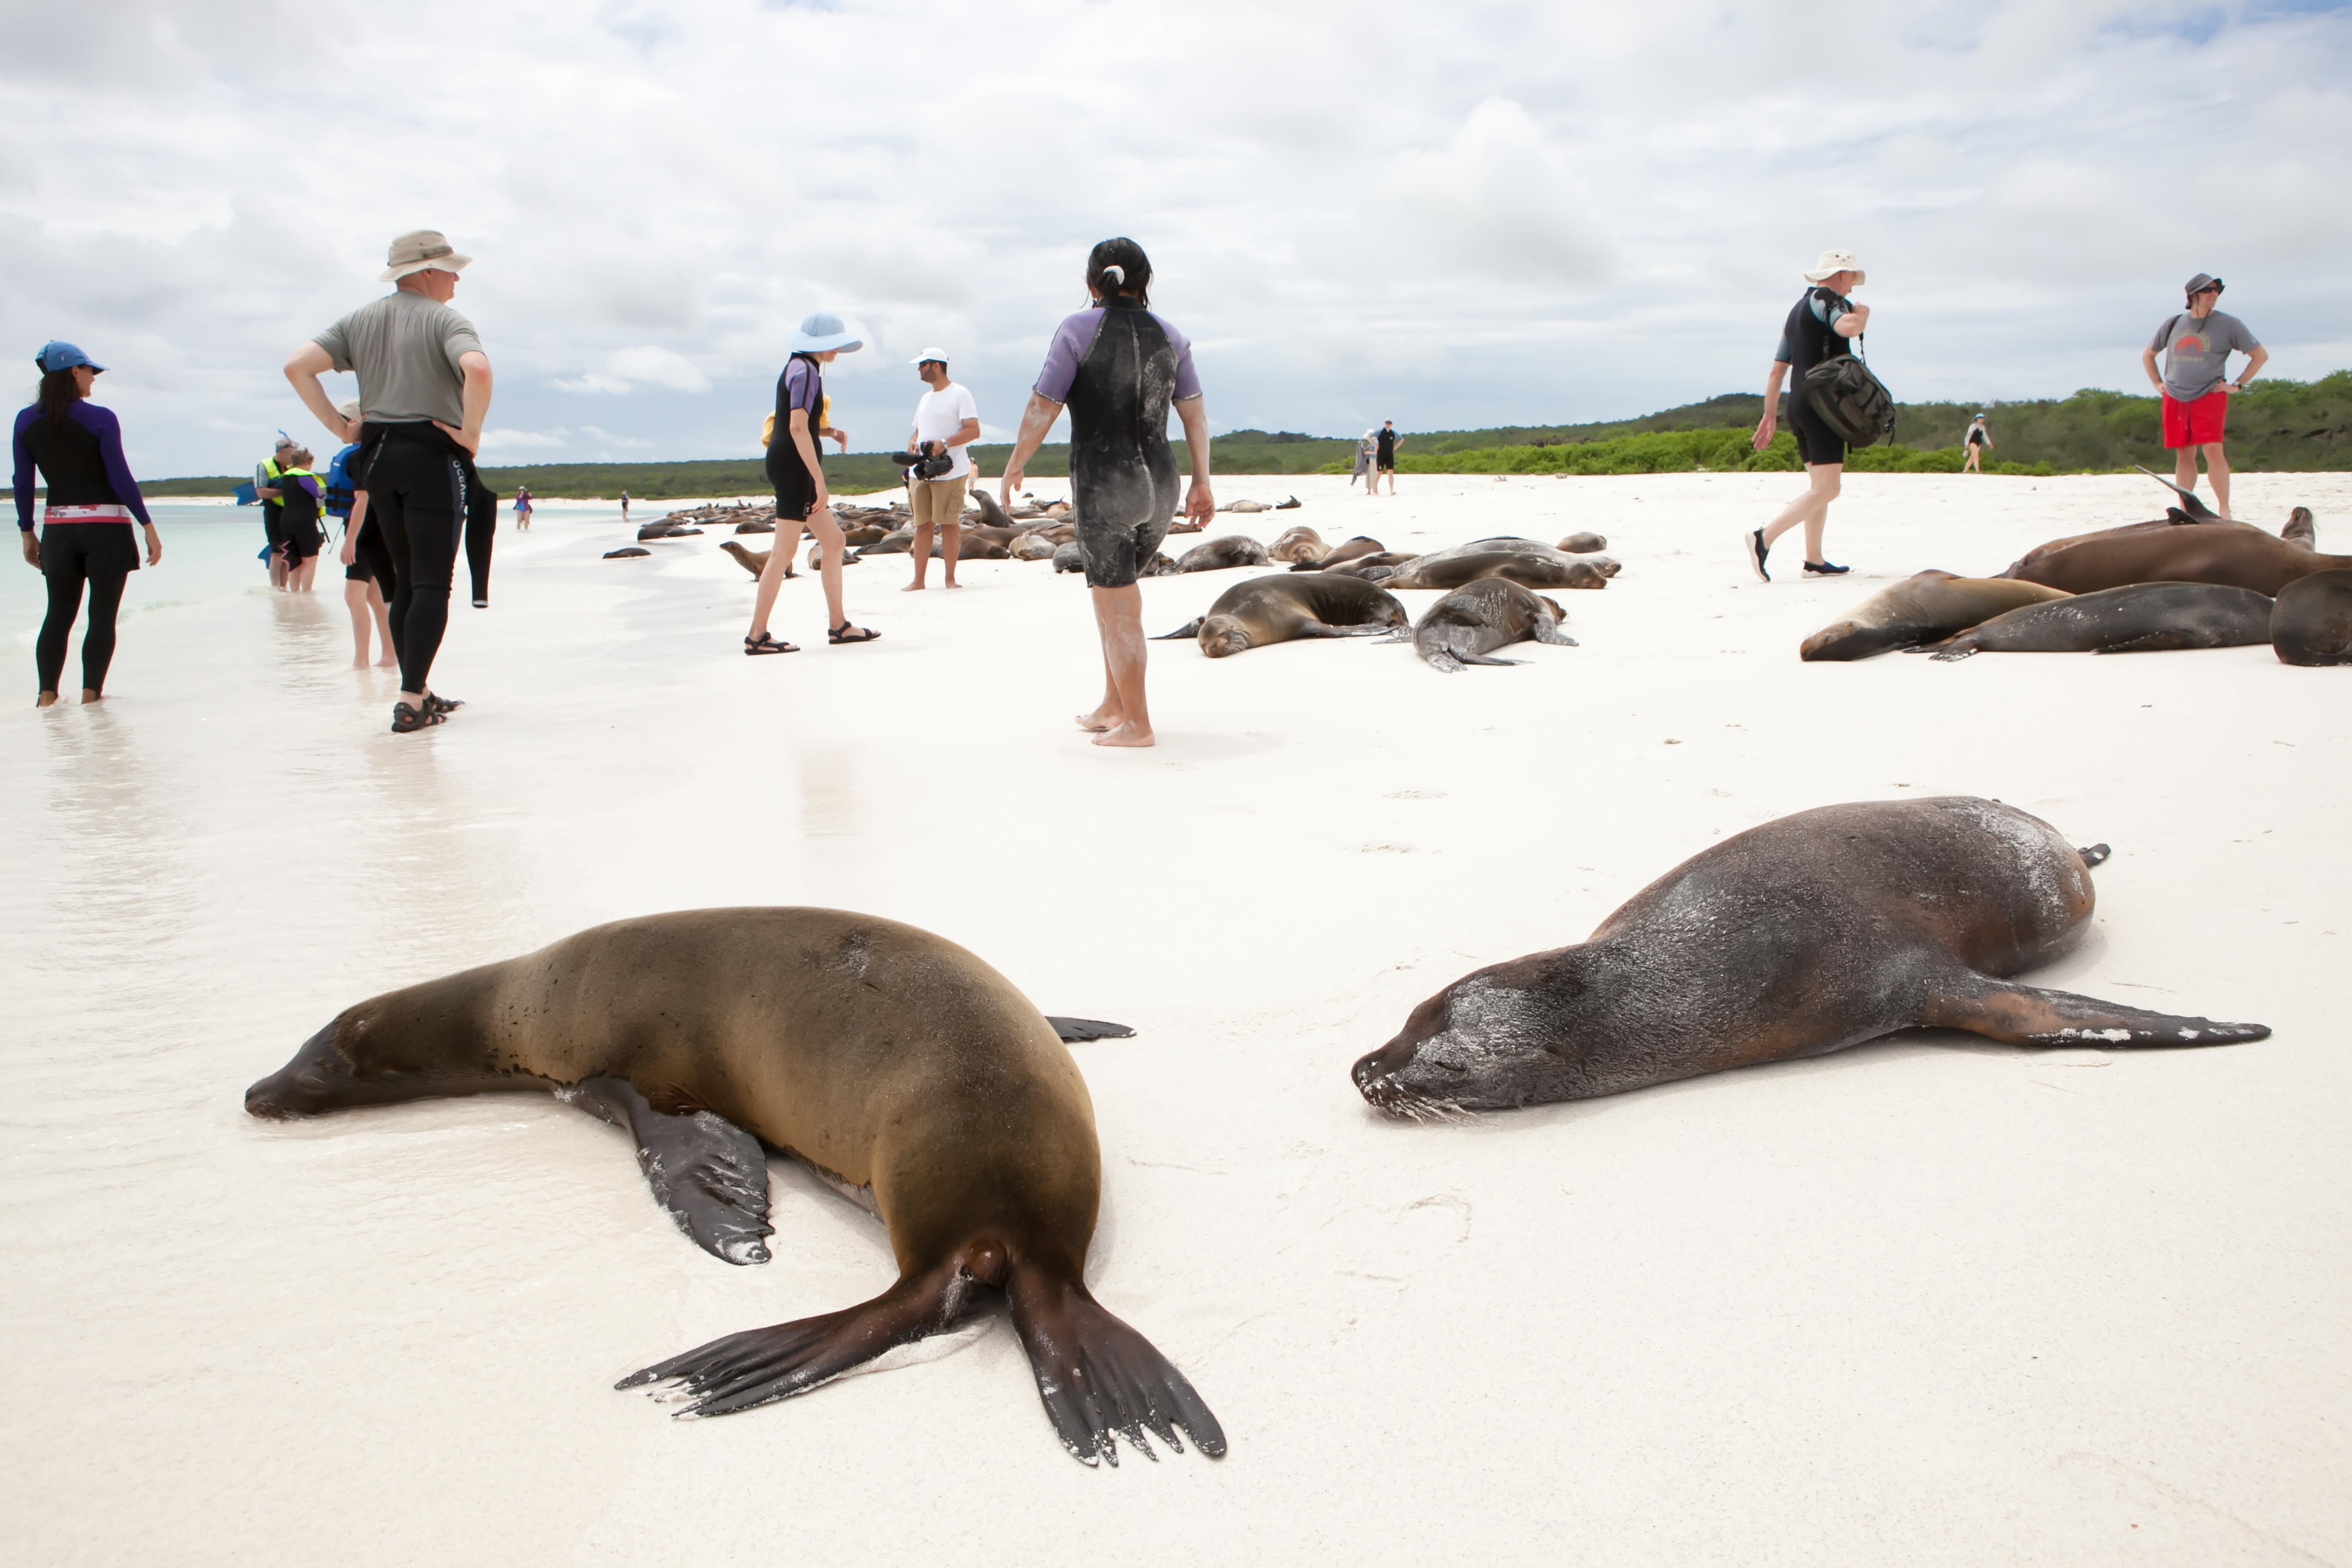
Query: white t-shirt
910,381,979,481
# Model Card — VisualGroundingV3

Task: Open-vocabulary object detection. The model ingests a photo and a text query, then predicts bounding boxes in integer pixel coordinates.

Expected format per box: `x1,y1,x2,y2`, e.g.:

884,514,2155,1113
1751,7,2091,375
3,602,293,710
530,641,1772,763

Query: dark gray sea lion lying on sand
1153,573,1408,657
1800,572,2072,660
1370,541,1616,592
1923,582,2275,660
1175,535,1270,572
1292,535,1385,572
1556,532,1608,554
2271,568,2352,665
603,546,651,559
245,909,1219,1468
1392,577,1578,672
1053,541,1085,573
1352,797,2267,1119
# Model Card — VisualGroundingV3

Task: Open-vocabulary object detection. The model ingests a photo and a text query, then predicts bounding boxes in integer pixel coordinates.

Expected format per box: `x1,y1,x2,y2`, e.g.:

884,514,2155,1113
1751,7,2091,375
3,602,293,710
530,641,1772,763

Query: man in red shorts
2141,273,2266,519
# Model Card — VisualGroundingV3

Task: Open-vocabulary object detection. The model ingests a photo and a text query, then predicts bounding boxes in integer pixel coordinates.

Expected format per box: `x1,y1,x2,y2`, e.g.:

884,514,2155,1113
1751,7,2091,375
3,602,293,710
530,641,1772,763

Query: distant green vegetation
29,375,2345,500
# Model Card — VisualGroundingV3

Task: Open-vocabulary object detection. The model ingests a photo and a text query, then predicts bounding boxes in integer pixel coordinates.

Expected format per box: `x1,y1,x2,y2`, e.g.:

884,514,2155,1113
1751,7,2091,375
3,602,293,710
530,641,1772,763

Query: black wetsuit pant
366,430,469,693
35,523,136,696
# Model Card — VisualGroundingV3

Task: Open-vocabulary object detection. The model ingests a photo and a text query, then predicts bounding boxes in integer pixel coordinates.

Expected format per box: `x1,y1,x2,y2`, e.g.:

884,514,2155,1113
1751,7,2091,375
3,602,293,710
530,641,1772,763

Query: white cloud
1,0,2344,476
477,427,571,453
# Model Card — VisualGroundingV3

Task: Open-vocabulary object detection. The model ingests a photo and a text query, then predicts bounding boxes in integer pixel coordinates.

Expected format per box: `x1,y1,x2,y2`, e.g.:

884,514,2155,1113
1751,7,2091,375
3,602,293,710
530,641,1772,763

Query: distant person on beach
259,431,295,588
744,311,878,654
1000,237,1214,748
14,341,161,706
514,485,533,530
1962,411,1991,473
1745,248,1869,581
324,401,396,669
2142,273,2266,520
265,447,327,592
284,228,493,733
1375,419,1401,494
1352,430,1373,491
904,348,980,592
619,490,629,523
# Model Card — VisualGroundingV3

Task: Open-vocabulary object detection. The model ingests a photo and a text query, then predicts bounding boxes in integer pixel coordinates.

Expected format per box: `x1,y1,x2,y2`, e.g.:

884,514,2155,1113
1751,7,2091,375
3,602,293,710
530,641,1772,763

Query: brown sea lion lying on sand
1154,573,1409,656
1268,525,1326,564
1802,572,2071,660
1391,577,1578,672
1292,535,1386,572
1922,582,2276,660
1175,535,1270,572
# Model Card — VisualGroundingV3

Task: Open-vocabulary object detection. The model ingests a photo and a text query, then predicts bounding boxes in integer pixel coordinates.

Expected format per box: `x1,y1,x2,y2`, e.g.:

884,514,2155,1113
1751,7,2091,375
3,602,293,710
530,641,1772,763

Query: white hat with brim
909,346,950,365
1802,249,1865,286
380,229,473,282
789,312,864,354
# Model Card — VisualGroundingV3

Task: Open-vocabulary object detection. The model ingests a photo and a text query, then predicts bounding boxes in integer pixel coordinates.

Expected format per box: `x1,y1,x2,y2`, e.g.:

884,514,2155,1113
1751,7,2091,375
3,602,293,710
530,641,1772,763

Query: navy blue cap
35,341,105,375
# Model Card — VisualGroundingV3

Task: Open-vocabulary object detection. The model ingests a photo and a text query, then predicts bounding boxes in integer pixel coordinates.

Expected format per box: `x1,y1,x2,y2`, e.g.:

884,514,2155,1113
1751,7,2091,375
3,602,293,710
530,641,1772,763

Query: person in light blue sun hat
745,311,877,655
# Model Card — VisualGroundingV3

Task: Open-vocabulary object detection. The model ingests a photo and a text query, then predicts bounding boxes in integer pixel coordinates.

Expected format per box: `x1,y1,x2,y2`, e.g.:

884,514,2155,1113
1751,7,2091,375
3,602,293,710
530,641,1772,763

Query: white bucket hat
909,346,950,365
380,229,473,282
788,311,863,354
1803,249,1865,286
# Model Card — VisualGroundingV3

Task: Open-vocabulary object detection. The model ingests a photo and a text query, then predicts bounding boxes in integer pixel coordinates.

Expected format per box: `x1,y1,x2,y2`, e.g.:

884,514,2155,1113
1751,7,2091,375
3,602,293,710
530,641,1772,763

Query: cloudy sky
4,0,2346,477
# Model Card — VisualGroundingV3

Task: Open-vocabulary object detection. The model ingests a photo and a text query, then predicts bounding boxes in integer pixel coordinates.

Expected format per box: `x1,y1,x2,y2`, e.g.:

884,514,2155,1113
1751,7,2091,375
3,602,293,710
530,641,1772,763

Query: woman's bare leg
1089,584,1152,747
1761,464,1842,560
344,577,374,667
807,509,851,629
748,514,809,643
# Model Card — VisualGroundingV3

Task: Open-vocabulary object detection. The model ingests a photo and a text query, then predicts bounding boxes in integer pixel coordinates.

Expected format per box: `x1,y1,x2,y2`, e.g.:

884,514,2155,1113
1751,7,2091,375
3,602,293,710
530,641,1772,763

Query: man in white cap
1746,248,1870,581
903,348,980,591
2142,273,2266,519
283,229,492,732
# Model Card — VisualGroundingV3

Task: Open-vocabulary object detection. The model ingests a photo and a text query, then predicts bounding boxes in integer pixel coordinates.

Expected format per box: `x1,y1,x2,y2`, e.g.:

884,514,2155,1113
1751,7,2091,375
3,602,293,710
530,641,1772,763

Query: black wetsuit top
1065,297,1181,529
1777,287,1854,427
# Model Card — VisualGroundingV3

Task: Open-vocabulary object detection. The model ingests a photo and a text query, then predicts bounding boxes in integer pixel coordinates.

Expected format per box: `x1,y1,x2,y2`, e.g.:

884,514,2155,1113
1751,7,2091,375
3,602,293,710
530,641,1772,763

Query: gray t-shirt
2147,309,2259,402
314,291,487,426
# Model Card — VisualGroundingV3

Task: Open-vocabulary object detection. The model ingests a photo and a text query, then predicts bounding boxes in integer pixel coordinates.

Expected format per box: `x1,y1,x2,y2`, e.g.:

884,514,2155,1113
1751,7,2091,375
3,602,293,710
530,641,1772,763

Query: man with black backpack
1745,250,1870,581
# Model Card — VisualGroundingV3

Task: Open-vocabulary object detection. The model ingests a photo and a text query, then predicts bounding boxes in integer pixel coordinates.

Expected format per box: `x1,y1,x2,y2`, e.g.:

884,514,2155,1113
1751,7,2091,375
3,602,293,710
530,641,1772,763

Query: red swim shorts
2162,389,2229,449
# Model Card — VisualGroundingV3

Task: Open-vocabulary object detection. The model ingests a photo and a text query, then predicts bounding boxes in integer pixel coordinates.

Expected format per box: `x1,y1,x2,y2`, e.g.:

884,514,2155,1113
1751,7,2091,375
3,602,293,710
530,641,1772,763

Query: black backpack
1802,332,1897,448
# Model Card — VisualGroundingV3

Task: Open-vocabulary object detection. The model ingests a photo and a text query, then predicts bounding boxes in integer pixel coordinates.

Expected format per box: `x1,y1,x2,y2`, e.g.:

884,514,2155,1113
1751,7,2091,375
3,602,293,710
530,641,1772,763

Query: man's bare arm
284,342,357,445
1753,362,1790,450
2232,346,2270,390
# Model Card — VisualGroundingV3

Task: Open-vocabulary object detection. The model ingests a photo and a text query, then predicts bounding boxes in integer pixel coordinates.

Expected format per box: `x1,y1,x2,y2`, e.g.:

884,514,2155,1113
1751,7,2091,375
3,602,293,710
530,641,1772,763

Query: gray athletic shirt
2147,309,2258,402
313,291,487,426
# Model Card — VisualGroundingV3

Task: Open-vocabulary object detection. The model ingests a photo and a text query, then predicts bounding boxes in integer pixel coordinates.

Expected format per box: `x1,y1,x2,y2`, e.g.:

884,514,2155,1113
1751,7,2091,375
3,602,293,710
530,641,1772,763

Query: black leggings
36,524,136,696
366,438,468,693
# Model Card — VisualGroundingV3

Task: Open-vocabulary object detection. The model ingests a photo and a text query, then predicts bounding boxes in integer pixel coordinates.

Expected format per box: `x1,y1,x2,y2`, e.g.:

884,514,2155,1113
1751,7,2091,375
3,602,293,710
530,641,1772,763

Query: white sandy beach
3,470,2346,1566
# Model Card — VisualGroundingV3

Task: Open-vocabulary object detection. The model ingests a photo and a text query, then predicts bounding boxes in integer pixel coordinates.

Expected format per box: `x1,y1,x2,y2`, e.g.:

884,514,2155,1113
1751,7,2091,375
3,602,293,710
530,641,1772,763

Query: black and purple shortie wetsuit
1033,298,1201,588
12,399,151,696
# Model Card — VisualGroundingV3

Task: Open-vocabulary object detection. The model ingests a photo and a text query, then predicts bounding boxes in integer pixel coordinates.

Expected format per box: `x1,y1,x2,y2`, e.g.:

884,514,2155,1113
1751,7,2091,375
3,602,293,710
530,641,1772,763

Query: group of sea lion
1803,475,2352,666
1152,528,1611,669
246,798,2267,1466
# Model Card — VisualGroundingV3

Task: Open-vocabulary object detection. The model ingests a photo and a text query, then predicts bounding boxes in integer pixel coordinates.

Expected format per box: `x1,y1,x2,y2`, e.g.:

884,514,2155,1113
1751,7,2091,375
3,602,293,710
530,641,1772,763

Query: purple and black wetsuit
1033,298,1201,589
13,400,152,697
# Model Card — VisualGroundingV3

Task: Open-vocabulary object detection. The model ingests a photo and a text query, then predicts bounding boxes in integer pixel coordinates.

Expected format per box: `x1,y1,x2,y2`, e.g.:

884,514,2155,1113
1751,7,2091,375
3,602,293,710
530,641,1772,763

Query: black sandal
422,692,463,714
745,632,799,655
828,622,881,645
390,701,446,733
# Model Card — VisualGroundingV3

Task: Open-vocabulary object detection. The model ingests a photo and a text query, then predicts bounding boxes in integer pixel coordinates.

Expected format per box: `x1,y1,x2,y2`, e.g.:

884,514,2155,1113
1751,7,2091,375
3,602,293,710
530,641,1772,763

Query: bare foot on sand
902,582,927,592
1092,722,1154,748
1076,706,1117,732
377,654,397,668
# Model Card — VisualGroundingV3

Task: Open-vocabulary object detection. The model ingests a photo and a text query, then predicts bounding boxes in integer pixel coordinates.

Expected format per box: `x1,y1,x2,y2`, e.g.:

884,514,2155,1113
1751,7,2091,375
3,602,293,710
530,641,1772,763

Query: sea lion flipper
620,1272,954,1414
565,1077,774,1266
1532,621,1578,647
1922,977,2270,1050
1007,1274,1226,1467
1046,1016,1135,1042
1152,619,1203,641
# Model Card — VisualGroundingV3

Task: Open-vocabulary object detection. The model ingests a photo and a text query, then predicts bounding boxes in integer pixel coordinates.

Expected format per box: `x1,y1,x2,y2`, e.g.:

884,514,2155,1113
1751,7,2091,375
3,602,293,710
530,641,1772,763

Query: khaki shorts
911,475,970,528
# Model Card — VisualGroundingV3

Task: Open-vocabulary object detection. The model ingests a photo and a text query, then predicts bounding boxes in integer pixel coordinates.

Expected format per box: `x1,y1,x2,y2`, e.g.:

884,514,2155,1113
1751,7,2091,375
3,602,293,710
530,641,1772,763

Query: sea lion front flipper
1007,1273,1226,1467
1045,1016,1135,1041
1532,620,1579,647
1921,976,2270,1050
564,1077,774,1266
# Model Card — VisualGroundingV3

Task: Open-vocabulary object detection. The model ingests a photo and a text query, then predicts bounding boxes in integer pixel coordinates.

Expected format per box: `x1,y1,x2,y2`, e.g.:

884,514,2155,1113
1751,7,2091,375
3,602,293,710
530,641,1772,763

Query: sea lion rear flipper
2136,465,2223,522
1152,619,1203,641
1046,1016,1135,1041
1921,976,2269,1050
564,1077,774,1266
1532,621,1579,647
1453,652,1525,667
1007,1272,1226,1467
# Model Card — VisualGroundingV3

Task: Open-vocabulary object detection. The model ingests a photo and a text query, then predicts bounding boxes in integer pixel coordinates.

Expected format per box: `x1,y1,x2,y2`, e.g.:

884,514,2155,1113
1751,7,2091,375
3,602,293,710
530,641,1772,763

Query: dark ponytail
1086,237,1151,308
37,367,82,432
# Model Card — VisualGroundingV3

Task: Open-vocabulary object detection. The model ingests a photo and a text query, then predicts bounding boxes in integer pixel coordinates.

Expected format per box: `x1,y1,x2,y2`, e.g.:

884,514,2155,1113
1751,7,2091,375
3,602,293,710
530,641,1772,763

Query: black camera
891,442,954,481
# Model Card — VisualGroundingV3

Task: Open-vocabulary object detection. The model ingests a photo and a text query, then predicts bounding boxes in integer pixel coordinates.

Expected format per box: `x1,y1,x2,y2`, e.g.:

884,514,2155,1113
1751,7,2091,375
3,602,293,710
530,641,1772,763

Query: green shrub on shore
1319,428,2053,478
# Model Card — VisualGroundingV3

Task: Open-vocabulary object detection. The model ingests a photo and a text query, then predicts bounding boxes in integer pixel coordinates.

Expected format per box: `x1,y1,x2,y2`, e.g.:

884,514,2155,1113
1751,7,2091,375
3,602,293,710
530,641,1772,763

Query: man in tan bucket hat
282,229,494,732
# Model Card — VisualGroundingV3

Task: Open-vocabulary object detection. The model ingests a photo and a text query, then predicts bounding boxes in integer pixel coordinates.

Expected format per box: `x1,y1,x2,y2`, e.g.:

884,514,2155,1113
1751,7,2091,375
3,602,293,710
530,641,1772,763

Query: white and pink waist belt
42,504,135,523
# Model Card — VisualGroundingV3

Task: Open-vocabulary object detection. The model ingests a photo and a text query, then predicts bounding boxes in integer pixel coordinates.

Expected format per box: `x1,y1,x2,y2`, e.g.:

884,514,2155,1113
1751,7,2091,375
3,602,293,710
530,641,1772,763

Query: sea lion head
1351,955,1586,1118
1196,614,1252,658
245,1019,385,1118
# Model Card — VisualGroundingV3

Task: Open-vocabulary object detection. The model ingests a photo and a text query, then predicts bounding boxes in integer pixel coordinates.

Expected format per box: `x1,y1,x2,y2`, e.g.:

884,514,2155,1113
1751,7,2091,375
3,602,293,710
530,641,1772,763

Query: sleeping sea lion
2283,507,2317,547
1268,525,1327,564
1371,547,1616,592
1291,535,1385,572
1139,550,1177,577
735,520,776,535
603,546,651,559
1175,535,1270,573
1555,532,1608,554
856,528,915,557
1350,798,2267,1119
1800,571,2072,660
1323,551,1420,579
1922,582,2275,660
1221,499,1271,513
1013,532,1059,561
2271,568,2352,665
1395,577,1578,672
2002,487,2350,596
1052,541,1085,573
244,909,1221,1468
1151,573,1408,657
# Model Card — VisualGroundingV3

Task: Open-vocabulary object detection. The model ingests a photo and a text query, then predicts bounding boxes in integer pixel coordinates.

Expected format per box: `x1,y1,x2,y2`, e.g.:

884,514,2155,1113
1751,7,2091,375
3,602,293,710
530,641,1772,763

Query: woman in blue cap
13,342,160,706
745,311,878,655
